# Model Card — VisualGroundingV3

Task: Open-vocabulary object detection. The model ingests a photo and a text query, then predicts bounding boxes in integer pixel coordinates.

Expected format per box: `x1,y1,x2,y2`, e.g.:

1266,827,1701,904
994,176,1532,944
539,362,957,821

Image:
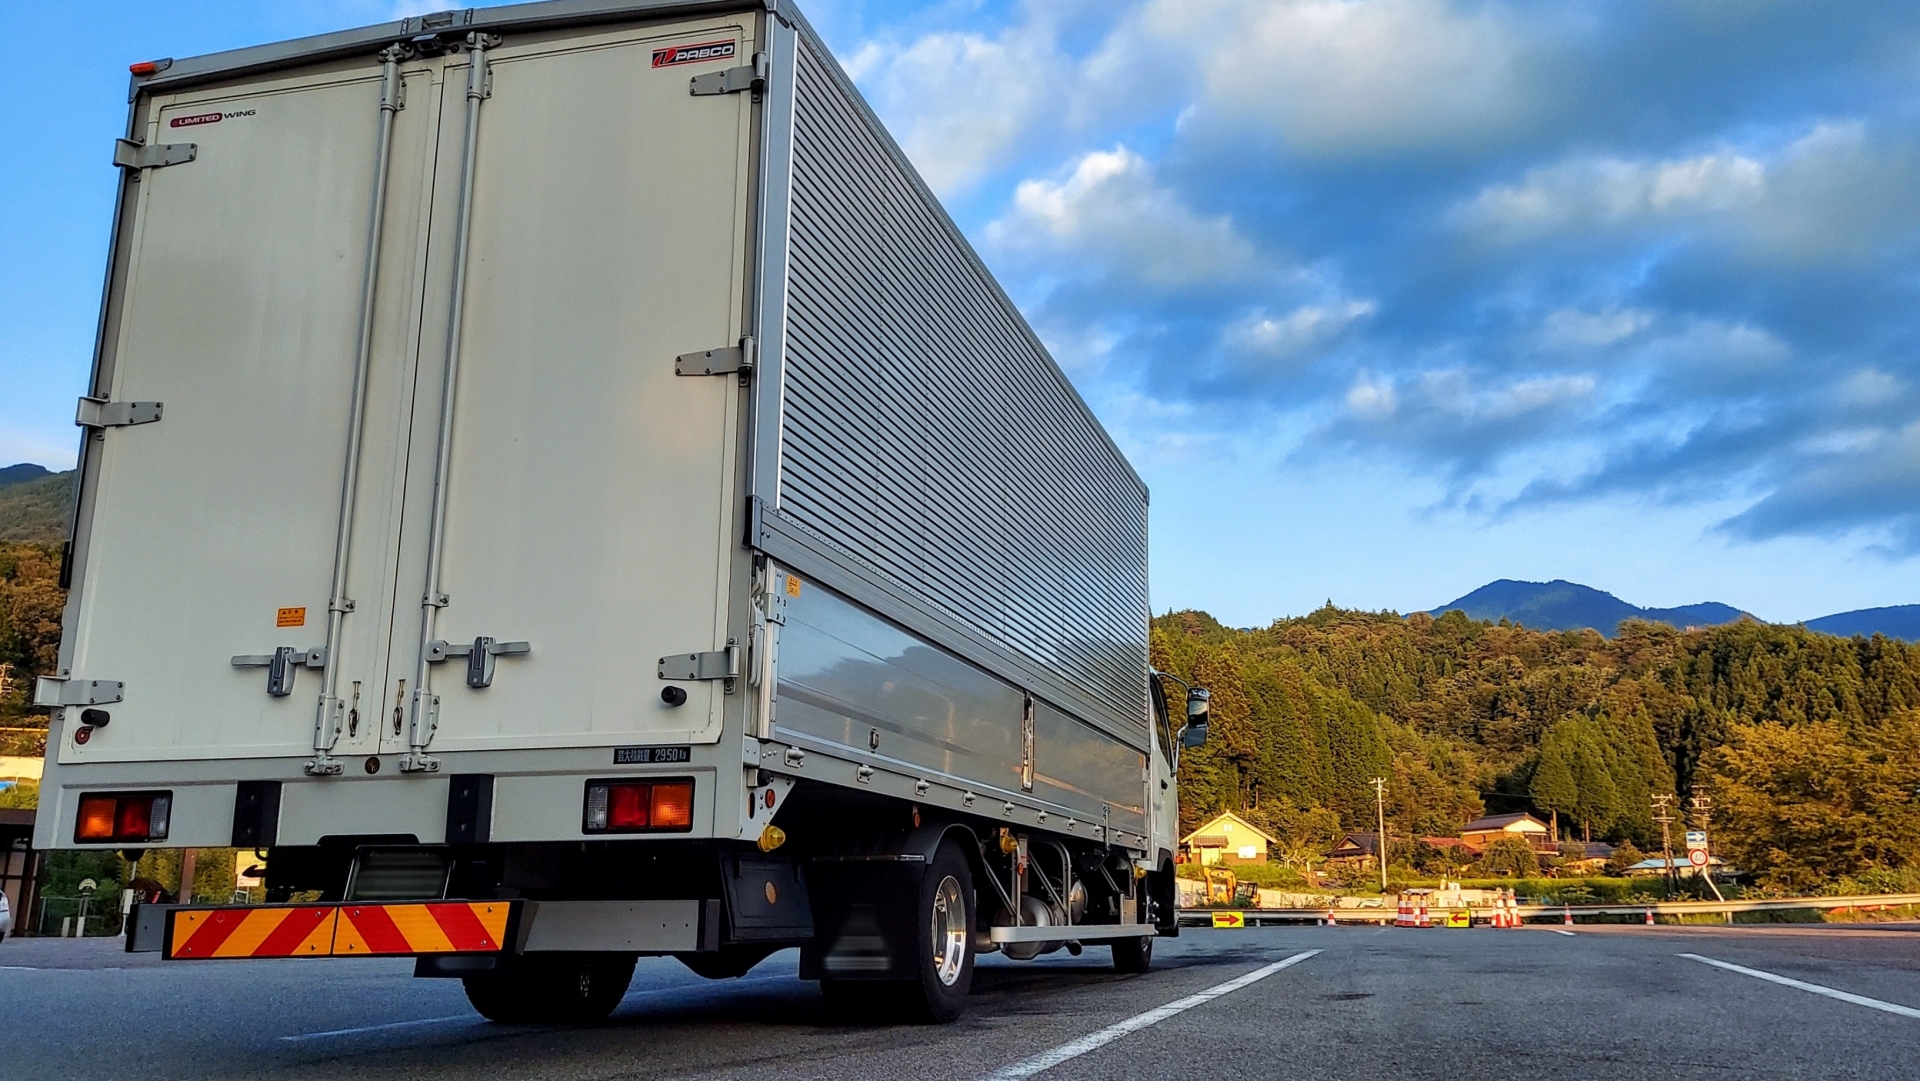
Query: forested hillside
1154,607,1920,892
0,543,62,734
0,468,72,544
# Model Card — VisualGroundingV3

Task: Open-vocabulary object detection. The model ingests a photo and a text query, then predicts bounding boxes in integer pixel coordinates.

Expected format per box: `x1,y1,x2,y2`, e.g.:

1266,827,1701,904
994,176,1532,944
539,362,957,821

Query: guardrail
1178,893,1920,928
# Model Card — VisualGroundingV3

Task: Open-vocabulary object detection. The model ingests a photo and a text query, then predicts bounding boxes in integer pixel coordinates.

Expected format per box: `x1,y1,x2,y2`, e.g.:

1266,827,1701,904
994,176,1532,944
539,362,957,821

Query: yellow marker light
757,824,787,853
998,832,1020,855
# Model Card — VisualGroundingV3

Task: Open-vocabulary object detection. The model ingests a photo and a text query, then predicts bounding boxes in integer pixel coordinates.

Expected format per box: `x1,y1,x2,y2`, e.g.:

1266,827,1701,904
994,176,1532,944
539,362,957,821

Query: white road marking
1680,953,1920,1019
0,965,42,971
281,1015,476,1042
1553,930,1576,937
980,950,1322,1080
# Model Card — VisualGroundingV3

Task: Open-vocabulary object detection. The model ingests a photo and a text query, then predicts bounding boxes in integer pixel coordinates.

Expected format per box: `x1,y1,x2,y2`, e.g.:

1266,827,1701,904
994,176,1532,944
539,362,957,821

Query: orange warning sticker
277,607,306,628
785,576,802,597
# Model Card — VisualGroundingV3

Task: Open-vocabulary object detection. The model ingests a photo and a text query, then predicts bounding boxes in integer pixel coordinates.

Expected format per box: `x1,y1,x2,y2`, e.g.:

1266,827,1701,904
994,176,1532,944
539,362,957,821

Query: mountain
0,465,73,544
0,463,52,488
1806,605,1920,642
1430,579,1750,636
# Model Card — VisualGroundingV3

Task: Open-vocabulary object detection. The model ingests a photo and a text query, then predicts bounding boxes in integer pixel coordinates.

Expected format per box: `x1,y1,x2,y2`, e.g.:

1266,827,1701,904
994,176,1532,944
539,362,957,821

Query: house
1622,855,1730,878
1180,811,1277,865
1459,812,1551,851
1554,840,1616,873
1325,832,1382,869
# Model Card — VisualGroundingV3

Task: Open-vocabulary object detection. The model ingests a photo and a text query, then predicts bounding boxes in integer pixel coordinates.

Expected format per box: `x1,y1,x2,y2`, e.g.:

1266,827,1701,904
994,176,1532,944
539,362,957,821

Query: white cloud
1458,148,1766,240
1227,300,1377,358
987,146,1260,286
844,27,1071,195
1454,118,1920,261
1835,368,1906,407
1539,308,1653,350
1343,368,1596,425
1102,0,1532,154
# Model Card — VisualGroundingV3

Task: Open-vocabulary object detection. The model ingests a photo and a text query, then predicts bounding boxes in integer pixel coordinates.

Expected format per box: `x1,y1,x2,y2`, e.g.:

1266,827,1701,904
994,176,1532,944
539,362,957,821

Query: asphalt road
6,922,1920,1080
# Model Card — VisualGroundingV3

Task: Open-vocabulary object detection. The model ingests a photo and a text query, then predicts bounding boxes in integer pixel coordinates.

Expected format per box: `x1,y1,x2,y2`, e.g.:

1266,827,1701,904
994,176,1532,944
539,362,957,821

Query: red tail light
583,780,694,834
74,791,171,843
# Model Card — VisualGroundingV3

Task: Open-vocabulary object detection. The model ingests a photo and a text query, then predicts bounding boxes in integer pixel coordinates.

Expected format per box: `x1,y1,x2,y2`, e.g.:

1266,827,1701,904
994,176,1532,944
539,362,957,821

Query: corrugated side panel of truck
757,27,1154,755
56,13,759,779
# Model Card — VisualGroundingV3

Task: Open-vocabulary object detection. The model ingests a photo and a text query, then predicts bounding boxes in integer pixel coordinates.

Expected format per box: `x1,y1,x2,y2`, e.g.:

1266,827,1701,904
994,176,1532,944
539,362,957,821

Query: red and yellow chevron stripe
166,902,510,959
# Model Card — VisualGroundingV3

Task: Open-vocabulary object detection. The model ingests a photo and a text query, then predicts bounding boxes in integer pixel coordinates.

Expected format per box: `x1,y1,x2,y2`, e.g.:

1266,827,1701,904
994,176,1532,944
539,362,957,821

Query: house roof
1419,836,1470,849
1556,841,1616,859
1461,812,1549,833
1327,832,1381,857
1180,811,1278,846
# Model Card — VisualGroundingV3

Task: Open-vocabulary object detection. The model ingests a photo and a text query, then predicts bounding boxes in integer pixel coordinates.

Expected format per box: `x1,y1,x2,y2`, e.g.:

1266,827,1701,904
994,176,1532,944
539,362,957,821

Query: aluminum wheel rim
930,874,967,986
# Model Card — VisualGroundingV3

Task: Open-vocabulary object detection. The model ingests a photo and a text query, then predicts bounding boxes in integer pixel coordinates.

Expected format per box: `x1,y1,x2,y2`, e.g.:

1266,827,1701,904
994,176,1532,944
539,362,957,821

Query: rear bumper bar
130,898,720,959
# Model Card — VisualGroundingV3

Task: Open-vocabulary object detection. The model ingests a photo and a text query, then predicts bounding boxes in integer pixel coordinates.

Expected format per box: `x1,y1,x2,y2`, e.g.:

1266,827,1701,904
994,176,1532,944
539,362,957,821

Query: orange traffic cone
1645,907,1656,926
1395,896,1415,928
1563,903,1573,926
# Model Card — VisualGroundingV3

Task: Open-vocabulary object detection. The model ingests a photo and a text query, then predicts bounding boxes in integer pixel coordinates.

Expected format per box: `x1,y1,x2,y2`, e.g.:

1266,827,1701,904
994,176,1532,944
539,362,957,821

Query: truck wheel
821,839,974,1024
462,952,636,1023
1111,934,1153,973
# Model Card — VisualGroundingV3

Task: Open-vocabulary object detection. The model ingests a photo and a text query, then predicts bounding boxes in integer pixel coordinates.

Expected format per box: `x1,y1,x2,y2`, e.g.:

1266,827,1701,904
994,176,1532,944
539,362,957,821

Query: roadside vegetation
1155,606,1920,897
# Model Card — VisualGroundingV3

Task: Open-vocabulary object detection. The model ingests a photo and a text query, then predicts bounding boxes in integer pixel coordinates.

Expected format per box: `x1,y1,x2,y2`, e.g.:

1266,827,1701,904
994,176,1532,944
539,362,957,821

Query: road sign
1212,911,1245,929
1685,830,1708,852
1687,848,1709,867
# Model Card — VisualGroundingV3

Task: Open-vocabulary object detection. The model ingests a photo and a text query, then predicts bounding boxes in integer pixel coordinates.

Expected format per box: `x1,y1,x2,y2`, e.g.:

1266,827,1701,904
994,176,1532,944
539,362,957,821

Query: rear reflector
75,791,171,843
583,779,694,833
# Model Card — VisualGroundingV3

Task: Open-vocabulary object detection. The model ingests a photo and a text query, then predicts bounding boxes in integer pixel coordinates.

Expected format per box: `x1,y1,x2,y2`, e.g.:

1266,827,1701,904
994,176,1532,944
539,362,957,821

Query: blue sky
5,1,1920,626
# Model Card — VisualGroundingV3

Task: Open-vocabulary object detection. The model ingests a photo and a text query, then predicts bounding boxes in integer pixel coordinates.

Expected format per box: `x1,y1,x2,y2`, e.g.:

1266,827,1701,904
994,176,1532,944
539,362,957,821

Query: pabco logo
169,109,255,128
652,40,736,67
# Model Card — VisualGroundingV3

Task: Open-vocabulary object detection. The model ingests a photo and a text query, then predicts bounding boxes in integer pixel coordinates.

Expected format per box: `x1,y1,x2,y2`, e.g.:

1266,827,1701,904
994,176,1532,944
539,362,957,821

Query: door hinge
690,52,767,96
425,636,530,688
232,647,326,697
114,138,196,170
34,677,125,708
659,643,740,681
675,337,755,376
75,397,162,429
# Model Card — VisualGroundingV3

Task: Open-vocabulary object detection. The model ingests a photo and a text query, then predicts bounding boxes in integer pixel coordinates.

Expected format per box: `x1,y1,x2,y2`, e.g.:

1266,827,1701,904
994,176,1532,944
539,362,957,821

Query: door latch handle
232,646,327,697
425,636,530,688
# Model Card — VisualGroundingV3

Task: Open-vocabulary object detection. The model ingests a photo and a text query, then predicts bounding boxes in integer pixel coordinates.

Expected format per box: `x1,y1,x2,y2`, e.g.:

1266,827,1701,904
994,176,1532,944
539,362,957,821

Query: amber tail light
74,791,171,844
582,780,694,833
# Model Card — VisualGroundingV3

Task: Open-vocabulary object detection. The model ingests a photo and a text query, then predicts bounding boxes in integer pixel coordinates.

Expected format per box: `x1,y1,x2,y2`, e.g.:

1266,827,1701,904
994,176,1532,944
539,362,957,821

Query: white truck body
35,2,1195,1017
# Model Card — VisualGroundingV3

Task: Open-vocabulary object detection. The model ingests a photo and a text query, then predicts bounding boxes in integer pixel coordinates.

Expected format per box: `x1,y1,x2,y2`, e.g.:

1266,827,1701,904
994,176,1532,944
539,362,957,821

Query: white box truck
35,0,1210,1024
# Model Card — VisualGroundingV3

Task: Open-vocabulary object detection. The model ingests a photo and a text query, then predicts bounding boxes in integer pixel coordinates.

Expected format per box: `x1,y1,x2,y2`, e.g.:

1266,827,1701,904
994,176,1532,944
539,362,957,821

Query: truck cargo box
36,0,1165,863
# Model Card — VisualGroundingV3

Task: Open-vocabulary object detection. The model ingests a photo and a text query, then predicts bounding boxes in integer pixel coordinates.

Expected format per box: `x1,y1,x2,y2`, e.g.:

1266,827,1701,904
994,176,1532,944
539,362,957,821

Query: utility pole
1690,785,1726,905
1651,793,1676,896
1371,777,1388,891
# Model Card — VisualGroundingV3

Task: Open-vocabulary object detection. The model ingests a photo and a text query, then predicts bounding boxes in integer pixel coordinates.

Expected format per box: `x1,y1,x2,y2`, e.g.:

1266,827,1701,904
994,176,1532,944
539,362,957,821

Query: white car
0,890,12,942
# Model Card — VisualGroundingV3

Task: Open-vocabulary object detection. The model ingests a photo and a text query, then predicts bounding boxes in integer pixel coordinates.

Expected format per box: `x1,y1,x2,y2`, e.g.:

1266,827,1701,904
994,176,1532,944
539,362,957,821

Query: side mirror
1180,721,1209,749
1185,687,1211,727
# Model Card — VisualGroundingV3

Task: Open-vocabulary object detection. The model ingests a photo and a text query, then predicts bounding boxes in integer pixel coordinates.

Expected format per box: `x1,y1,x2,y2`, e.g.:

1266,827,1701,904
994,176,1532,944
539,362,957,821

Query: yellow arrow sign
1212,911,1245,928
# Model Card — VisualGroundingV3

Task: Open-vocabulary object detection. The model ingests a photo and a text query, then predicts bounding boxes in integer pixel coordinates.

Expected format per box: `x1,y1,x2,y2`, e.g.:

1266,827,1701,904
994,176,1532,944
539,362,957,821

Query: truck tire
462,952,636,1023
822,839,974,1024
1111,934,1153,973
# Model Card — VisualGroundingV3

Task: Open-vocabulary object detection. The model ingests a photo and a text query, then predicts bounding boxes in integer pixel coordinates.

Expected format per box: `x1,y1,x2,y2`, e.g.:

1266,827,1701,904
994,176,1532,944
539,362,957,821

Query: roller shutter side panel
774,37,1150,744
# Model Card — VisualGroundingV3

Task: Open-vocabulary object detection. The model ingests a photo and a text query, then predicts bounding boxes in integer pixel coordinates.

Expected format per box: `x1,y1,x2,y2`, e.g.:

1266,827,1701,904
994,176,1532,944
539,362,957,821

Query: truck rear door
64,61,443,765
387,20,756,761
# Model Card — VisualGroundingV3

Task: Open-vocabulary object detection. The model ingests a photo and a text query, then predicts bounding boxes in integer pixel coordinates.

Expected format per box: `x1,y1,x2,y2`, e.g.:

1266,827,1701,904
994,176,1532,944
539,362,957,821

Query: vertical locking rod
308,45,408,777
405,34,492,773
